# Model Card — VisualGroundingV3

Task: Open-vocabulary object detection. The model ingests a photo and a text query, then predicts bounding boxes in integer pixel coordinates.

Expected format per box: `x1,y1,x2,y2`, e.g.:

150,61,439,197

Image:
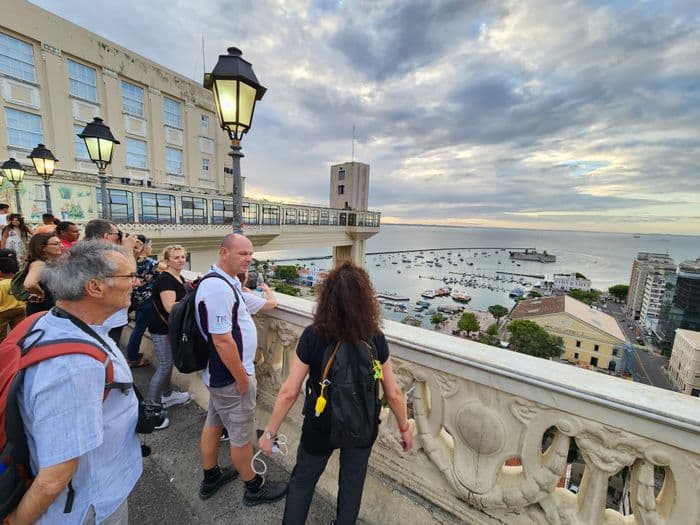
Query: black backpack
306,340,382,448
169,273,237,373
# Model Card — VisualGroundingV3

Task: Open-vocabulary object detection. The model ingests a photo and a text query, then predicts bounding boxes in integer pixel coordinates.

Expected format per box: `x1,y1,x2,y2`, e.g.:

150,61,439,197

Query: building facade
510,295,627,372
625,252,675,320
329,162,369,211
552,273,592,292
669,329,700,397
1,0,231,221
657,258,700,349
639,267,677,334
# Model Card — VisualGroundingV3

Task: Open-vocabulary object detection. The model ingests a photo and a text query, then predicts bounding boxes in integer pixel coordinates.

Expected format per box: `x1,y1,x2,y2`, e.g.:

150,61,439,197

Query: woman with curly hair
258,261,412,525
1,213,32,263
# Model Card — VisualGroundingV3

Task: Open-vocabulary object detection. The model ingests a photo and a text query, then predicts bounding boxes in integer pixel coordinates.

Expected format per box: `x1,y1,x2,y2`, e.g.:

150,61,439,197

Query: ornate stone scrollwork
256,318,301,392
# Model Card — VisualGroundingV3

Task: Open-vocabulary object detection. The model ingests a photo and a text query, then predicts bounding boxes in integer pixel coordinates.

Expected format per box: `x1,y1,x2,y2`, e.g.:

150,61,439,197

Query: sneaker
220,428,230,442
154,416,170,431
199,466,239,500
243,478,288,507
161,390,192,408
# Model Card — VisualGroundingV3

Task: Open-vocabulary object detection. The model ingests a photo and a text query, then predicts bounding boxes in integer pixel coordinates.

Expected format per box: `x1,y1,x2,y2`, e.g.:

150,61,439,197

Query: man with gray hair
8,241,142,524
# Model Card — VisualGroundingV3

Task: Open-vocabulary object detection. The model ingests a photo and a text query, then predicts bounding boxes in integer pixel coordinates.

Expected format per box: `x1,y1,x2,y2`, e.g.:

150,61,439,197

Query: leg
201,422,223,470
282,445,332,525
126,300,152,361
147,334,174,402
336,446,372,525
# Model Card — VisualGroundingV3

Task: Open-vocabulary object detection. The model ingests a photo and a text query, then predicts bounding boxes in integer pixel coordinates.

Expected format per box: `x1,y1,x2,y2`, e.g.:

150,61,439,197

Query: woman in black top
147,245,192,418
258,261,413,525
23,233,62,315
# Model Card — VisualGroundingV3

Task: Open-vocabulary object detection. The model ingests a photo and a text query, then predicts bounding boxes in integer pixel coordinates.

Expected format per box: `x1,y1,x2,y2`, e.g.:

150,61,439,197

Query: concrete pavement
128,367,340,525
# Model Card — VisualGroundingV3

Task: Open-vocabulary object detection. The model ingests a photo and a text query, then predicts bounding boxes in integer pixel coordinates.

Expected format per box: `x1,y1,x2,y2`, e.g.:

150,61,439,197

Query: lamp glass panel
238,83,256,127
4,167,24,183
42,158,55,175
31,157,46,175
214,79,239,124
84,136,101,162
98,138,115,164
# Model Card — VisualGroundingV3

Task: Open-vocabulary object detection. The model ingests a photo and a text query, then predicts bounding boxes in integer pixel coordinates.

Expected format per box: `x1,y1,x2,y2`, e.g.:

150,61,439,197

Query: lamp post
28,143,58,215
78,117,119,219
204,47,266,232
1,158,25,214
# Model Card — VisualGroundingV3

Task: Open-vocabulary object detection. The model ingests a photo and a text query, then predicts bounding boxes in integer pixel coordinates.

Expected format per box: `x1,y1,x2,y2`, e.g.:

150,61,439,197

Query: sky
31,0,700,235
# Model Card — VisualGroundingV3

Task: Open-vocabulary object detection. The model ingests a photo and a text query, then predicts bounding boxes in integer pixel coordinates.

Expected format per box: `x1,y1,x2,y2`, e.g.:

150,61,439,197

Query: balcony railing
242,295,700,525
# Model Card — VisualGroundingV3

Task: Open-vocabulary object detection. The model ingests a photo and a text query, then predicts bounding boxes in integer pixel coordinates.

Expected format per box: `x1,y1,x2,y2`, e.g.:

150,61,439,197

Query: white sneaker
154,416,170,431
161,390,192,408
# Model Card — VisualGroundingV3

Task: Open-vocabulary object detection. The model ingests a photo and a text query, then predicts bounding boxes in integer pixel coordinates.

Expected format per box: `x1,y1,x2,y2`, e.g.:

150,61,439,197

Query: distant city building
657,257,700,349
510,295,627,372
329,162,369,211
625,252,675,320
668,329,700,397
552,273,592,292
640,266,677,334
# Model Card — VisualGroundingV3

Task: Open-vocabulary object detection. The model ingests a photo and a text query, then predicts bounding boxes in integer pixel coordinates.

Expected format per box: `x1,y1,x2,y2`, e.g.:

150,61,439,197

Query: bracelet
398,422,409,433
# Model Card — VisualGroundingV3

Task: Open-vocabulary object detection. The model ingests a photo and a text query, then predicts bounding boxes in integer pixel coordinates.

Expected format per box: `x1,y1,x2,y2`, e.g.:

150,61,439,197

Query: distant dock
271,247,533,263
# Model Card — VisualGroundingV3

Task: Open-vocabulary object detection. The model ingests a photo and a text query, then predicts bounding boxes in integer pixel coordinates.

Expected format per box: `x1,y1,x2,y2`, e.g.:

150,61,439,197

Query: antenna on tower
351,124,356,163
202,36,206,77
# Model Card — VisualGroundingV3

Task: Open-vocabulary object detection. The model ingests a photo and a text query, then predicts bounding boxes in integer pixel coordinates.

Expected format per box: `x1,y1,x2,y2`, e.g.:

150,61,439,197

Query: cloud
29,0,700,234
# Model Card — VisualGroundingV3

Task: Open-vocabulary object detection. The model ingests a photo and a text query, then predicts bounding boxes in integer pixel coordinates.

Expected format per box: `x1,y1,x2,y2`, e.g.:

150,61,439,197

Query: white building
640,268,677,333
669,329,700,397
552,273,592,292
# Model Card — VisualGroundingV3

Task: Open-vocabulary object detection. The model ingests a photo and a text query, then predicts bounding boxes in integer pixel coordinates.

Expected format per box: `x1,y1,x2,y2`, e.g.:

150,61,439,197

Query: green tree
478,323,500,347
488,305,509,323
274,265,299,282
274,283,301,296
527,290,542,298
575,272,587,279
608,284,629,301
430,313,446,327
507,319,563,359
486,323,498,336
567,288,602,305
458,312,480,336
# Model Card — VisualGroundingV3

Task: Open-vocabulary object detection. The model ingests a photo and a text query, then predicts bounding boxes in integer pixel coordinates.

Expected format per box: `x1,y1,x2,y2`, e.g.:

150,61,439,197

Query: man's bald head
218,233,253,278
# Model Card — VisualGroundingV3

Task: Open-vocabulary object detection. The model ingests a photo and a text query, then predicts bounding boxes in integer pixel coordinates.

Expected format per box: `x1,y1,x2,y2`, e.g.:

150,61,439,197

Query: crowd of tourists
0,206,412,525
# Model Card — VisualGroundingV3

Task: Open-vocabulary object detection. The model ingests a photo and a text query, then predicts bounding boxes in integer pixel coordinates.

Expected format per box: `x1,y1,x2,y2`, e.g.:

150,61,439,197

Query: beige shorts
205,374,257,447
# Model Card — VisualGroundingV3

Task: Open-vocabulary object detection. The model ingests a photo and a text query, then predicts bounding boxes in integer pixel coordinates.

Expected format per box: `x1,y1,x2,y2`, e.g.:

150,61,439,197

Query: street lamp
204,47,266,232
1,158,25,214
77,117,120,219
28,143,58,215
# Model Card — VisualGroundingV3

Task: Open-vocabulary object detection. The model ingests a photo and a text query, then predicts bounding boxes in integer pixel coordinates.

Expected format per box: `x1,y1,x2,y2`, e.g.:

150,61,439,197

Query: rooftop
675,329,700,348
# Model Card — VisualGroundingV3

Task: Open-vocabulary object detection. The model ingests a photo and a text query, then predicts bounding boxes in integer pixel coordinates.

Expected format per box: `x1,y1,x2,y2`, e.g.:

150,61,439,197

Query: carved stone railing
249,294,700,525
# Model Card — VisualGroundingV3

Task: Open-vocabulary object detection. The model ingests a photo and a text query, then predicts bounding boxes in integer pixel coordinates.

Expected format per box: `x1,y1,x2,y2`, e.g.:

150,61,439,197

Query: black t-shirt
148,272,187,335
296,325,390,455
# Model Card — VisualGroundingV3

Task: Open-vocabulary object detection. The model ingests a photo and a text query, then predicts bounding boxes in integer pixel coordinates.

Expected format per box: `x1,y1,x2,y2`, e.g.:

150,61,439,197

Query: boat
437,304,463,314
434,287,451,297
421,290,436,299
376,292,410,301
451,292,471,303
509,287,524,298
402,316,422,327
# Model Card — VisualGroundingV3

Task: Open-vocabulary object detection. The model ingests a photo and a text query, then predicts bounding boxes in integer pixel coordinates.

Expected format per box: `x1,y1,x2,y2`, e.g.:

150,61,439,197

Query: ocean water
256,225,700,326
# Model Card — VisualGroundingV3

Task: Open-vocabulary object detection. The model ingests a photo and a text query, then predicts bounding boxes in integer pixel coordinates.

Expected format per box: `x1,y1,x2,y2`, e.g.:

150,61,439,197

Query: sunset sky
32,0,700,235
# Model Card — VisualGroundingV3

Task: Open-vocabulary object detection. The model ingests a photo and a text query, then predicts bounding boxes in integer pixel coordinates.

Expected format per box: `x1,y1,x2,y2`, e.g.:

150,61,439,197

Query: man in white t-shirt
195,233,287,506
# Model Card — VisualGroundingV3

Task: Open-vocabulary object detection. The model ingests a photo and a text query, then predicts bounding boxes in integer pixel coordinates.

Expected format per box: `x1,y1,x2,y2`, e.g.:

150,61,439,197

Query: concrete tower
329,162,369,211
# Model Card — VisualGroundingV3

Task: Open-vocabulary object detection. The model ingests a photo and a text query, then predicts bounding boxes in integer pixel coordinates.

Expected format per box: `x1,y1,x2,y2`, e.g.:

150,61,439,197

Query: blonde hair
161,244,186,262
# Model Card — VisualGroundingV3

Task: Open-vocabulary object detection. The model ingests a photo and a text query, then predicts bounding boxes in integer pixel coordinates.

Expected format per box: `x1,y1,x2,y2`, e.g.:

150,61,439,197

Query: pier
496,270,546,279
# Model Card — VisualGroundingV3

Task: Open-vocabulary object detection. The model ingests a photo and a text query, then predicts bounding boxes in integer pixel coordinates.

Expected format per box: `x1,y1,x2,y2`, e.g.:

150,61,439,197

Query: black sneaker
243,478,288,507
199,466,238,500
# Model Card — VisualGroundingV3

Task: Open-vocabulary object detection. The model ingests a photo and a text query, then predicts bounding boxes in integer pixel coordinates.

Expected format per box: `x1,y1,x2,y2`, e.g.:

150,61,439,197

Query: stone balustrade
244,295,700,525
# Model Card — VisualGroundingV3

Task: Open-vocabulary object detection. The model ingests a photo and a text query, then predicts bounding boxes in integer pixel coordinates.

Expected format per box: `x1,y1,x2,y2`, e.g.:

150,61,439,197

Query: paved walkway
128,367,338,525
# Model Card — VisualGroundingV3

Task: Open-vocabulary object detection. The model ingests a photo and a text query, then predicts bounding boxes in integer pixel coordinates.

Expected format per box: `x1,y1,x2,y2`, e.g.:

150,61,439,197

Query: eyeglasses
110,273,140,281
46,242,61,246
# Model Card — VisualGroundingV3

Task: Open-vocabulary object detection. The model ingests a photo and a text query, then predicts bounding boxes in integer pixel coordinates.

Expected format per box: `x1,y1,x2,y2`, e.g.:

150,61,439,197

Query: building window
181,196,207,224
202,158,210,178
121,81,144,117
73,124,90,159
590,357,599,367
338,185,345,195
298,209,308,225
285,208,297,225
338,168,345,180
125,138,148,169
242,202,258,225
68,60,97,102
163,96,182,128
612,348,619,356
575,340,581,348
96,189,134,222
262,205,280,225
594,344,600,352
201,114,209,133
320,210,329,225
212,199,233,224
574,353,579,359
139,192,174,223
0,33,35,82
5,108,42,149
330,212,338,225
309,210,319,225
166,147,183,175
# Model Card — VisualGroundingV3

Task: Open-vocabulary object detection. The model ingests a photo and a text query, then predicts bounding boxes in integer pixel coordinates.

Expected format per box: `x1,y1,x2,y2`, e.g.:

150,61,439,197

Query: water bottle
256,272,265,296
